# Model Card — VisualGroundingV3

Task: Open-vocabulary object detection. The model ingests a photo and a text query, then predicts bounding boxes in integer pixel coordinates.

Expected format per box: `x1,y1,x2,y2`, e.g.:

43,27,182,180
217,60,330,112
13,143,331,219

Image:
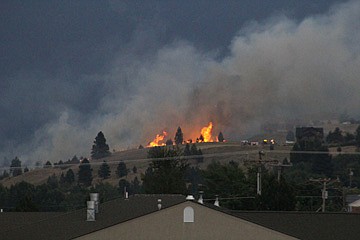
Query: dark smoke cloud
1,0,353,164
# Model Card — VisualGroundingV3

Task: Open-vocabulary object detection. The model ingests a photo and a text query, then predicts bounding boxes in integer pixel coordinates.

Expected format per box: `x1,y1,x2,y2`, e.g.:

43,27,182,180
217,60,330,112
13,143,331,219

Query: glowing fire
146,122,224,147
147,131,167,147
199,122,214,142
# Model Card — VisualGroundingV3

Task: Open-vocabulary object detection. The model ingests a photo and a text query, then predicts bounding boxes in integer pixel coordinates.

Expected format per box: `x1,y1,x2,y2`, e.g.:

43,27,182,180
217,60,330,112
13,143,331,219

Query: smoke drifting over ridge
6,1,360,164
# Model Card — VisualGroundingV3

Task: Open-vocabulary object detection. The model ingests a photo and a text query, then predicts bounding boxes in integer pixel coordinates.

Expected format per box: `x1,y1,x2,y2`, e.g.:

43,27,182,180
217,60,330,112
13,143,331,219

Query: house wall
75,202,298,240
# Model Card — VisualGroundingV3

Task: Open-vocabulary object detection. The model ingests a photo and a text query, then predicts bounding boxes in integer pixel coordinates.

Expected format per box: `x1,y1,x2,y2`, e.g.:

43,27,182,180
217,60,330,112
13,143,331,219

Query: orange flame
200,122,214,142
147,131,167,147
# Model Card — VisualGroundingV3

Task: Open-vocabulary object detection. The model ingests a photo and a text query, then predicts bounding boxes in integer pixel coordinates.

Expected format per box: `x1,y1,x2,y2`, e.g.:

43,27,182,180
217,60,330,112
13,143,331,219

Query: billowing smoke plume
9,1,360,164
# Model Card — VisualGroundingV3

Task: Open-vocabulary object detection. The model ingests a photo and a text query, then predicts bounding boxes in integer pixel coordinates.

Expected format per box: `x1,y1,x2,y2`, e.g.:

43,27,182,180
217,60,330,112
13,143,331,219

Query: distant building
295,127,324,142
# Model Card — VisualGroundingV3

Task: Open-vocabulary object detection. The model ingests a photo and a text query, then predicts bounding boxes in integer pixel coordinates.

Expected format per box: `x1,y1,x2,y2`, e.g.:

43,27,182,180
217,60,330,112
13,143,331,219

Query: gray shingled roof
229,210,360,240
2,194,186,240
3,195,360,240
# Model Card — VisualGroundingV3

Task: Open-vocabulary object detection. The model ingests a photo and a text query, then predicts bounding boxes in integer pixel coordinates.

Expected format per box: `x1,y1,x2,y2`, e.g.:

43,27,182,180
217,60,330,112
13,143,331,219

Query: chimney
90,193,99,213
198,191,204,204
157,199,162,210
87,201,96,221
214,195,220,207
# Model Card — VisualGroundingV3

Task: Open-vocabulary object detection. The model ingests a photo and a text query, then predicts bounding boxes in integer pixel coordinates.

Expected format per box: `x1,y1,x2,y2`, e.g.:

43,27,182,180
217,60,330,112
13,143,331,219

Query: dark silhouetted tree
10,157,22,177
78,158,93,187
132,166,137,174
23,167,29,173
98,161,111,179
184,143,191,156
91,131,111,159
47,174,59,189
131,176,142,194
166,139,173,146
65,169,75,184
44,161,52,168
119,179,131,196
356,125,360,148
218,132,225,142
174,127,184,145
326,127,344,144
116,161,128,178
142,146,189,194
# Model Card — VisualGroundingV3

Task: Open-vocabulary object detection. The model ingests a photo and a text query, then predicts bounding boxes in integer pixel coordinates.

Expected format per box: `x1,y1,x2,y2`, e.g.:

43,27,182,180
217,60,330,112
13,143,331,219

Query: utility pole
268,162,293,182
244,150,278,196
309,177,340,212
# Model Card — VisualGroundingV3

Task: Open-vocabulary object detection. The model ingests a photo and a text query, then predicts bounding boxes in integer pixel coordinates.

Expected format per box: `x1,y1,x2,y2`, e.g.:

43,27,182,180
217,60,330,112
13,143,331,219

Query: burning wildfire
147,131,167,147
199,122,214,142
147,122,223,147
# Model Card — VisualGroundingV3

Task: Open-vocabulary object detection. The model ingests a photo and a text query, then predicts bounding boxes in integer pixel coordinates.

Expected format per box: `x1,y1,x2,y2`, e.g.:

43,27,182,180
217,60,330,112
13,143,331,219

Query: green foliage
15,195,39,212
356,125,360,147
132,165,137,174
326,127,344,144
202,161,251,210
174,127,184,145
98,161,111,179
142,146,189,194
47,174,59,189
78,158,93,187
116,161,128,178
91,183,120,202
65,169,75,184
290,131,333,177
184,143,191,156
255,174,296,211
10,157,22,177
118,179,131,195
91,131,111,159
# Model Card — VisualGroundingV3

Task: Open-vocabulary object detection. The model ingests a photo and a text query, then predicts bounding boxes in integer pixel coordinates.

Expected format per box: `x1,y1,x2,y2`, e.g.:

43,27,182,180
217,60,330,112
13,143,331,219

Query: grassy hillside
0,142,294,188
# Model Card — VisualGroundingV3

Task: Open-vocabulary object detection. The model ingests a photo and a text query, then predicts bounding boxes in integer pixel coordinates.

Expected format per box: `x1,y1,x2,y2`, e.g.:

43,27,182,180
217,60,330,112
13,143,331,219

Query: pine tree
65,169,75,184
132,166,137,174
184,143,191,156
116,161,128,178
10,157,22,177
78,158,93,187
43,161,52,168
218,132,225,142
91,131,111,159
98,161,111,179
174,127,184,145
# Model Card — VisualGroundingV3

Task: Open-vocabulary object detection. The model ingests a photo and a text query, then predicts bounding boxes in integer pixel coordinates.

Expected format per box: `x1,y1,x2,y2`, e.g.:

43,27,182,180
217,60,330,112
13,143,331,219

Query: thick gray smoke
11,1,360,164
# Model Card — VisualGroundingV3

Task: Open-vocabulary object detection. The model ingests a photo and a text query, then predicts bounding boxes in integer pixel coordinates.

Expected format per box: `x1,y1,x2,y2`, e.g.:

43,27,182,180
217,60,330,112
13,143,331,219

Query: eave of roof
2,194,186,240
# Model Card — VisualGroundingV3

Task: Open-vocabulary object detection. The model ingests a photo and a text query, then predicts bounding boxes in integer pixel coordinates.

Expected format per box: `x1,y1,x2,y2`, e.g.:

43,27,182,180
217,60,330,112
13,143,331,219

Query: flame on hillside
147,122,223,147
147,131,167,147
198,122,214,142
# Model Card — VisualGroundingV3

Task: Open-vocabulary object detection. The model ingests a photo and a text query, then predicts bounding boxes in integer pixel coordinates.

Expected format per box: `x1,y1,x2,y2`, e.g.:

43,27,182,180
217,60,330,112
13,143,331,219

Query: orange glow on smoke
147,131,167,147
200,122,214,142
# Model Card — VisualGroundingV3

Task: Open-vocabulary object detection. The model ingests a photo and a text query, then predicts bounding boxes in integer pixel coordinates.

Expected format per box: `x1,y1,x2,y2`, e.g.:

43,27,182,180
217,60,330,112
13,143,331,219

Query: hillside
1,142,293,188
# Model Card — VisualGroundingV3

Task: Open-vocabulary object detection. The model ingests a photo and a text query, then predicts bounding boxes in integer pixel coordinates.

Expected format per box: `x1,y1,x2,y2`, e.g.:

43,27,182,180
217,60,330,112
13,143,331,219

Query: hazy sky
1,0,354,164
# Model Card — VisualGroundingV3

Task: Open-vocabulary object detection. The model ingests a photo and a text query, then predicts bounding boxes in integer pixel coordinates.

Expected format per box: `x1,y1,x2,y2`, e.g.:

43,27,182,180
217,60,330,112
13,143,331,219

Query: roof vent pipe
124,187,129,199
87,201,96,221
198,191,204,204
214,195,220,207
186,195,195,201
157,199,162,210
90,193,99,213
